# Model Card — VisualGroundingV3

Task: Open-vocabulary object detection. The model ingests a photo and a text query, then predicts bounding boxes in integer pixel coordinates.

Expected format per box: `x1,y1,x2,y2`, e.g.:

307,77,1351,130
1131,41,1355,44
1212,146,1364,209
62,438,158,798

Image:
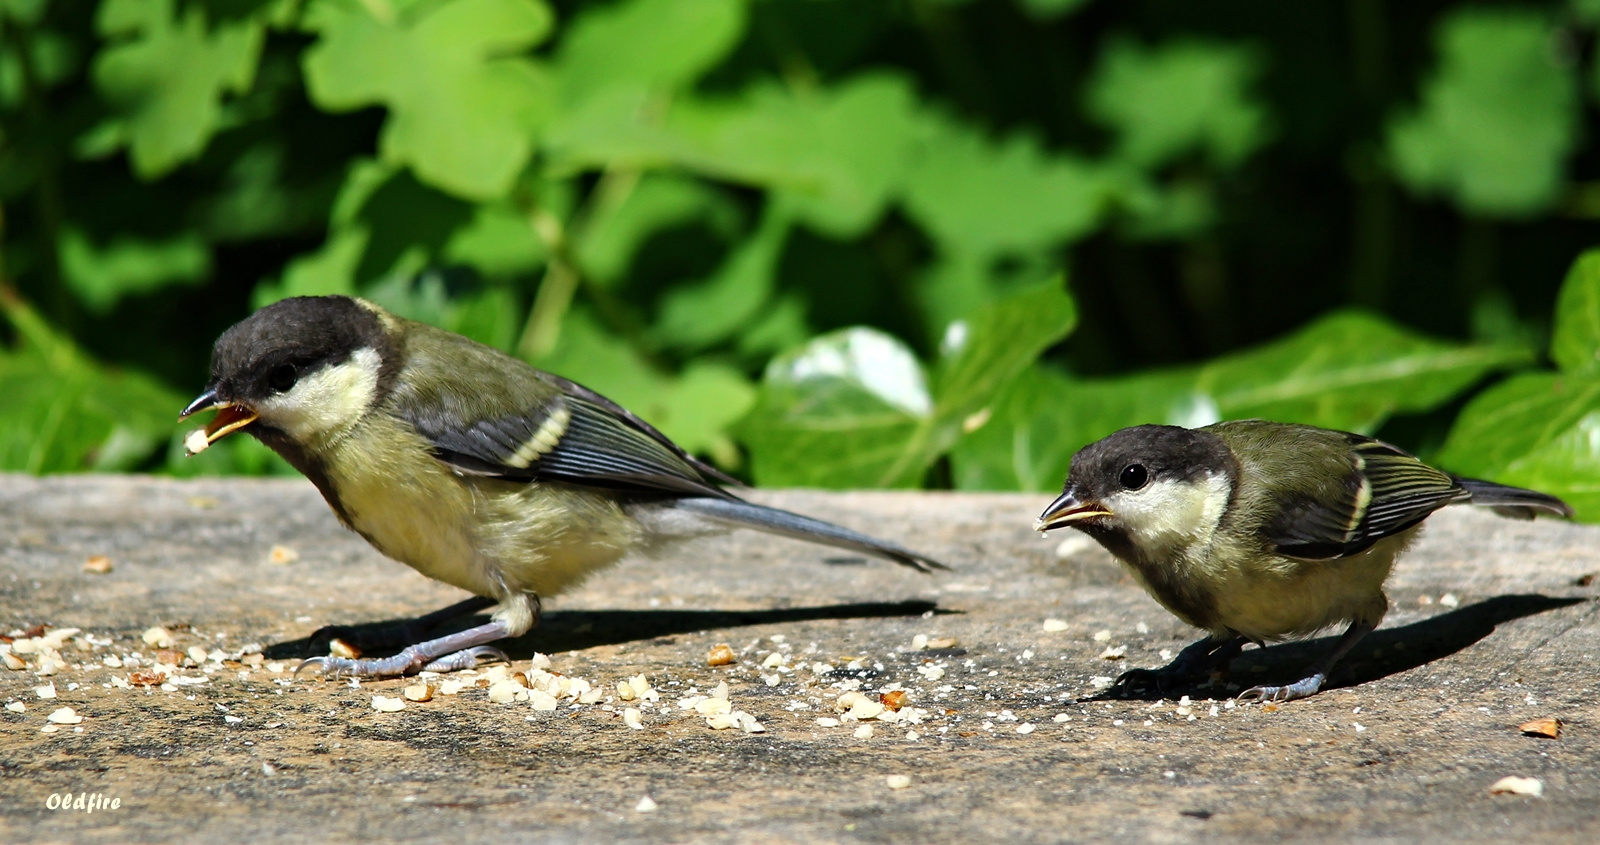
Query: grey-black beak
180,387,223,420
1035,488,1114,532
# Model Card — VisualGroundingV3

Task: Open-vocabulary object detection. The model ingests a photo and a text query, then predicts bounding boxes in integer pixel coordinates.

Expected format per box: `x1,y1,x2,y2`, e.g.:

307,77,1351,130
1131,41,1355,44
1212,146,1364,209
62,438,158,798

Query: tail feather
1457,478,1573,520
673,497,948,573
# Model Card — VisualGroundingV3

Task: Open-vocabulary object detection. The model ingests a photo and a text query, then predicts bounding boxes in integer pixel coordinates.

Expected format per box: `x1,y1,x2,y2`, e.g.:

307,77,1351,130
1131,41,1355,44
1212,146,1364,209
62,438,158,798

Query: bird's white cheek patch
1110,474,1232,552
257,348,382,445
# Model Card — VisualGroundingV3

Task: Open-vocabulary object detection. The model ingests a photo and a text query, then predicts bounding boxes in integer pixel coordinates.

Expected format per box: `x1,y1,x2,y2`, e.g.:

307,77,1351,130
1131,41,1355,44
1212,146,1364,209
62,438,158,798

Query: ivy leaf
93,0,265,177
59,228,211,313
554,0,745,103
1433,373,1600,521
302,0,556,200
652,198,791,350
903,115,1109,259
739,280,1076,488
1551,248,1600,376
1387,8,1579,217
573,174,736,287
1084,38,1269,170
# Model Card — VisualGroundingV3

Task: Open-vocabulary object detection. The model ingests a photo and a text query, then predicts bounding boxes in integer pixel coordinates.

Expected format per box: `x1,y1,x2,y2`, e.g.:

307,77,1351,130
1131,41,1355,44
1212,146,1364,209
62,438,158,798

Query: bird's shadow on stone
264,600,947,660
1098,593,1587,703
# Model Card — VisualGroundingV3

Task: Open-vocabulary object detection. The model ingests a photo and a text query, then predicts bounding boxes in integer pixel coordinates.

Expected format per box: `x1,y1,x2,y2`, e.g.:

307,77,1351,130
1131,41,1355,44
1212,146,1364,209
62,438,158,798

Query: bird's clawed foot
294,644,509,680
1238,673,1326,704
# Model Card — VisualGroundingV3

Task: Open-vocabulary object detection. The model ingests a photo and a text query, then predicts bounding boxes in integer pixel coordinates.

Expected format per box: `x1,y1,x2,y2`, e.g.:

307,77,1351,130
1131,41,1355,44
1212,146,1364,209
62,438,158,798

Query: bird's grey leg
1114,634,1246,696
307,595,497,655
1239,618,1377,703
297,596,541,680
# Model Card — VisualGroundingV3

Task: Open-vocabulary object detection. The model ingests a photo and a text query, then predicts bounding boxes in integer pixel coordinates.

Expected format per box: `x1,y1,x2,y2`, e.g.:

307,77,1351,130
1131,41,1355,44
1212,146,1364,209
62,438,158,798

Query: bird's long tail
1457,478,1574,520
672,497,948,573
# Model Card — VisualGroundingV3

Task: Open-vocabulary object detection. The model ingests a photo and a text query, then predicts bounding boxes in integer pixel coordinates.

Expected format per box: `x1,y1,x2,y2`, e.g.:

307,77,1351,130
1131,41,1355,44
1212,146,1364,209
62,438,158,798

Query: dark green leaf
1551,248,1600,375
59,228,211,313
1434,372,1600,521
302,0,556,199
93,0,265,177
1387,9,1579,217
1084,38,1269,170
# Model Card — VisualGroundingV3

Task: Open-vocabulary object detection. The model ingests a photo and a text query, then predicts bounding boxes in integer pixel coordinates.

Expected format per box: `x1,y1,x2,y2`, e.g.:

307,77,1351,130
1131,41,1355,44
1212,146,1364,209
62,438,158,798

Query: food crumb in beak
184,429,211,456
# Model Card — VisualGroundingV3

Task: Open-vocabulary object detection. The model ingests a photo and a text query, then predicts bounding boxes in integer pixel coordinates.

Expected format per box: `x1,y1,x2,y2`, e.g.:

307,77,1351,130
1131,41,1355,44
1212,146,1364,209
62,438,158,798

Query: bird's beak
1035,488,1113,532
179,387,259,454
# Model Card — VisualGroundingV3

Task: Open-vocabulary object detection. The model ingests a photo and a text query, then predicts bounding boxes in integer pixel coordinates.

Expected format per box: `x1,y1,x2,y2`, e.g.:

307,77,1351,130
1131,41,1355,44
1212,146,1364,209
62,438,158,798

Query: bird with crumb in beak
181,296,945,678
1035,420,1571,703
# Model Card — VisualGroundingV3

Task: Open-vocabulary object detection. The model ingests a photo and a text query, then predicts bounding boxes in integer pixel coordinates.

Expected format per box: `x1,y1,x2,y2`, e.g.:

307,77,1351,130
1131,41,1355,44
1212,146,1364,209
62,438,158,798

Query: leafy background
2,0,1599,519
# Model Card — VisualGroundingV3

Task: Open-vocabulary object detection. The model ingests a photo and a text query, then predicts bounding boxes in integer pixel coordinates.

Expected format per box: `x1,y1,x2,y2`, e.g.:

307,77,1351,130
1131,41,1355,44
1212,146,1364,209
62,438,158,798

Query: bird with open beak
182,296,944,679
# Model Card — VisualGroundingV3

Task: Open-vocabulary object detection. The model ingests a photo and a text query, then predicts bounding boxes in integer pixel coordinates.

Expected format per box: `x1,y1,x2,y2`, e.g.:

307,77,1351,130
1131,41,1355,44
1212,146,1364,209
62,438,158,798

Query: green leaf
738,327,930,488
573,173,737,287
1551,248,1600,375
1434,372,1600,521
59,228,211,313
1386,8,1579,217
442,200,547,278
93,0,265,177
1197,310,1532,432
0,291,185,473
950,310,1530,491
903,115,1109,259
554,0,745,103
533,309,755,466
549,73,923,238
1084,38,1269,170
302,0,556,200
739,280,1077,488
652,198,790,350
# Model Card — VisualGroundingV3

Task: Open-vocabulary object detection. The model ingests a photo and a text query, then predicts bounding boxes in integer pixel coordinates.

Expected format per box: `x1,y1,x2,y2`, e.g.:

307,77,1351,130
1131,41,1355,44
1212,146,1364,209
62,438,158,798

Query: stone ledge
1,474,1596,843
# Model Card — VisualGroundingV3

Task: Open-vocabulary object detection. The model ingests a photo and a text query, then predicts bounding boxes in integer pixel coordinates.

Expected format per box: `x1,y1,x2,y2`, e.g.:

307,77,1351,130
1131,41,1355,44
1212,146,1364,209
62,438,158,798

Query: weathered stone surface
0,474,1596,843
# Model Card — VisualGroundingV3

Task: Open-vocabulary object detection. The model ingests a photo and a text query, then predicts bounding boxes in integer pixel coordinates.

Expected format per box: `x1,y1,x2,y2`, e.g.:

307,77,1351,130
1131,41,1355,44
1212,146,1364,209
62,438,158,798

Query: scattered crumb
328,639,360,660
855,725,874,739
83,555,113,574
1489,776,1543,797
1016,723,1035,734
886,775,912,790
926,637,958,649
1439,593,1460,608
403,684,433,702
34,683,56,700
1099,645,1127,660
1054,535,1095,559
47,706,82,725
268,545,299,565
707,643,736,667
1519,717,1562,739
635,796,658,813
623,708,644,730
371,695,405,713
881,690,907,711
5,702,24,713
1092,629,1112,642
1042,619,1068,633
142,627,172,648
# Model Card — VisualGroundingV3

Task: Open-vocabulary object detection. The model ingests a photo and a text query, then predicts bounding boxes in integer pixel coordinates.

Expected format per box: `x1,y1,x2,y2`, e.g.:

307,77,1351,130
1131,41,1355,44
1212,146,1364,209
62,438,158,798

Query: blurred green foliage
1,0,1599,519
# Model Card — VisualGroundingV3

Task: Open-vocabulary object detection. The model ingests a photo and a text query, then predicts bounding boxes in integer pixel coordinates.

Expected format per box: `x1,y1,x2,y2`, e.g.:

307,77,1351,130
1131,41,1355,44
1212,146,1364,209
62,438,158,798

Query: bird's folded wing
396,373,735,500
1268,438,1467,560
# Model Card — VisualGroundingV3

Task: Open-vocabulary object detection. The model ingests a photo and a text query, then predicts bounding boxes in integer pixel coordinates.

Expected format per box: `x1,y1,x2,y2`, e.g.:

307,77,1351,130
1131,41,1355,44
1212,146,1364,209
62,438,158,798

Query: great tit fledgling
182,296,945,678
1035,420,1571,703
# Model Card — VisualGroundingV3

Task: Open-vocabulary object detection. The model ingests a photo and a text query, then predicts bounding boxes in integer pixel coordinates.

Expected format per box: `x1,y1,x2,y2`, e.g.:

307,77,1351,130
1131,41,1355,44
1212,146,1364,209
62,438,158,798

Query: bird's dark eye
1119,463,1149,490
267,364,298,393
